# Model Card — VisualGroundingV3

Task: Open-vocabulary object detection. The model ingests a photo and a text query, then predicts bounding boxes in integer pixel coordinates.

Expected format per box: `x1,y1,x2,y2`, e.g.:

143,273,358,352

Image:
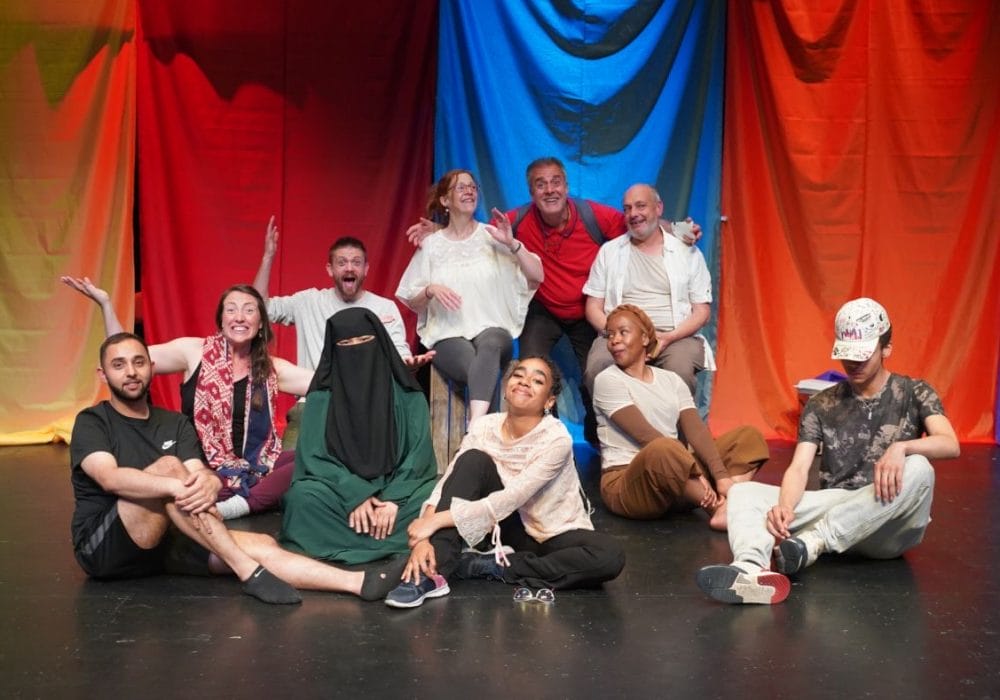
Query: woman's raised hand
61,276,110,306
262,215,279,259
484,207,515,248
405,217,439,247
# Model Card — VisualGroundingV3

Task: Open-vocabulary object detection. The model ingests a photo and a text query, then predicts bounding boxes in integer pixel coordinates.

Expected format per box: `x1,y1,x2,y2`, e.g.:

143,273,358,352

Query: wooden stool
429,365,467,474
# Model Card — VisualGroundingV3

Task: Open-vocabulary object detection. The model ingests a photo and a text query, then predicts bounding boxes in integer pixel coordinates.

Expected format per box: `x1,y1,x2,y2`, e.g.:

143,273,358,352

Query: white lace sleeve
449,431,571,546
394,244,432,308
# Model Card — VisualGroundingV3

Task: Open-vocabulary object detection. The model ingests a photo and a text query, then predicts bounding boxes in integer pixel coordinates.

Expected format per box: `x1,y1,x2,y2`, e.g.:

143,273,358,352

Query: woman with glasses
384,356,625,608
396,169,544,426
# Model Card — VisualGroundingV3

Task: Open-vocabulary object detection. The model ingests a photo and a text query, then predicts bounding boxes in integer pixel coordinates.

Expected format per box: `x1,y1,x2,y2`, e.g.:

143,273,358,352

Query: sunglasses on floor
513,587,555,603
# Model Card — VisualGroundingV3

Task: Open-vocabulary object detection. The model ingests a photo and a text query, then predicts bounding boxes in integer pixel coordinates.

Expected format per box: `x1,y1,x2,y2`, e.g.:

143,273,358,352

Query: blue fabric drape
434,0,726,348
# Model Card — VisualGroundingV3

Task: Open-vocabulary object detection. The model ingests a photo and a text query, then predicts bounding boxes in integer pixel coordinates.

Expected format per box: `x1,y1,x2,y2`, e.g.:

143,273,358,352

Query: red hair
425,169,477,224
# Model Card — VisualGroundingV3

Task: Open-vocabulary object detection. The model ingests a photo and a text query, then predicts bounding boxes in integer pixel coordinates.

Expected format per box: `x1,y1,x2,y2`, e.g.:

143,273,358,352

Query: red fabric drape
136,1,437,414
713,1,1000,442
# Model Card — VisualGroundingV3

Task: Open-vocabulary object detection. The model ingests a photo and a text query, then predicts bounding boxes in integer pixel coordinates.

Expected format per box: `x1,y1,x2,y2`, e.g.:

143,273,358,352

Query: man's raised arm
253,215,279,303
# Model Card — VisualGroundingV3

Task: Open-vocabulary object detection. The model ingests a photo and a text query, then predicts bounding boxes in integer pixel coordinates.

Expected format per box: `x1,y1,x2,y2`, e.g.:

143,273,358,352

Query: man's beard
109,379,150,404
336,275,364,301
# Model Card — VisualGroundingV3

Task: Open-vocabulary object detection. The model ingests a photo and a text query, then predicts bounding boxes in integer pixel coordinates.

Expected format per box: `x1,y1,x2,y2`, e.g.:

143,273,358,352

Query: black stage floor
2,441,998,699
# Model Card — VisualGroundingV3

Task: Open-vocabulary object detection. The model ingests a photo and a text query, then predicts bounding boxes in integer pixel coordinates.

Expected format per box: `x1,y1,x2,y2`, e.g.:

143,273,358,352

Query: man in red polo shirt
407,157,699,438
507,158,625,383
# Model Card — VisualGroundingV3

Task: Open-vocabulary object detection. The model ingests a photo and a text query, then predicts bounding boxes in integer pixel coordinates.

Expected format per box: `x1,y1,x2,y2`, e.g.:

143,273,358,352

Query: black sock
359,556,408,601
241,565,302,605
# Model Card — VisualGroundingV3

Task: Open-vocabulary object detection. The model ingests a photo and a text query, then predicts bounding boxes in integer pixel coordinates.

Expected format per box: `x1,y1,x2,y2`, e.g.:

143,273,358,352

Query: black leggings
430,449,625,590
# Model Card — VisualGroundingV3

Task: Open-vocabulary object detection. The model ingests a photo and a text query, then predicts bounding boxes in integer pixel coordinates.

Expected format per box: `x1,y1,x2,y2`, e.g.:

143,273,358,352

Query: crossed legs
600,427,768,530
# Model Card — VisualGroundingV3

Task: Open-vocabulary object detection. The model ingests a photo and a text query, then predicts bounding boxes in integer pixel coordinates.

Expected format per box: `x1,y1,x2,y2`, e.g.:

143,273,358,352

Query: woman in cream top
396,169,542,425
385,356,625,607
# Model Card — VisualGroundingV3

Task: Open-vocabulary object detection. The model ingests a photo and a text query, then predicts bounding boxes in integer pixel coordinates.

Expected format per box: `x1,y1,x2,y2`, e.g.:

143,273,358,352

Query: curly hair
504,355,563,400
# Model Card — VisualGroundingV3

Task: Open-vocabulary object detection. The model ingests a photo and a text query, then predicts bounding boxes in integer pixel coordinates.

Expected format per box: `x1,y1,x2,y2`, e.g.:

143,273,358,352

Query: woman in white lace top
384,356,625,608
395,170,543,425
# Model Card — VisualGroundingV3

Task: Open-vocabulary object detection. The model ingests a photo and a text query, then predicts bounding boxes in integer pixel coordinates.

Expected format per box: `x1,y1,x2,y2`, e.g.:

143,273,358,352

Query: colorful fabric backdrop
434,0,726,418
711,1,1000,442
0,1,135,443
435,0,725,242
1,1,997,444
135,1,437,414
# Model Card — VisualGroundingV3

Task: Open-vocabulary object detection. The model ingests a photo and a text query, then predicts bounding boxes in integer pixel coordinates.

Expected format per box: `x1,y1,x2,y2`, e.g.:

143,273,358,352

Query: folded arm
873,413,959,503
585,296,608,334
657,302,710,350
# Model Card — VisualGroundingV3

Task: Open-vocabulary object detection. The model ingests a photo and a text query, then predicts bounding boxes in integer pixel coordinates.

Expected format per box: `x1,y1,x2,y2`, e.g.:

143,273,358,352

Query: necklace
502,417,533,442
501,419,515,442
855,374,890,419
857,395,879,420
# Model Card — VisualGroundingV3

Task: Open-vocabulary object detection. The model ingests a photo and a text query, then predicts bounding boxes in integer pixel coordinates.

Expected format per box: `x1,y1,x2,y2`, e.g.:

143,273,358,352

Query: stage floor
1,441,998,698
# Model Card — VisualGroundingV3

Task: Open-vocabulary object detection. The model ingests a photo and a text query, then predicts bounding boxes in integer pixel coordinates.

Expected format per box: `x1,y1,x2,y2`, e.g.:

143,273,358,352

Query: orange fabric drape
0,1,135,444
712,1,1000,442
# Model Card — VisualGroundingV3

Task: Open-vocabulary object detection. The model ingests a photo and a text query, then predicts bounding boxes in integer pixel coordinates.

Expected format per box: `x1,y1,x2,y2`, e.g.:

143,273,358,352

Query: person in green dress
280,308,438,565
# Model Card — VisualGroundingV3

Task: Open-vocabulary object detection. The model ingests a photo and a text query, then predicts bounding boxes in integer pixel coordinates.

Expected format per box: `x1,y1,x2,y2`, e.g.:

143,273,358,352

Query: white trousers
727,455,935,570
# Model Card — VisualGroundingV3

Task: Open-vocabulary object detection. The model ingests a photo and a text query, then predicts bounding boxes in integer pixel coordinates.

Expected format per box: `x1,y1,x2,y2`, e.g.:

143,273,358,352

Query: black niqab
308,308,421,479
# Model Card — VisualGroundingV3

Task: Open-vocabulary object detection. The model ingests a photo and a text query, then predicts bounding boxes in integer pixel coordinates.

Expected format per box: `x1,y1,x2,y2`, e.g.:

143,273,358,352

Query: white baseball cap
831,298,891,361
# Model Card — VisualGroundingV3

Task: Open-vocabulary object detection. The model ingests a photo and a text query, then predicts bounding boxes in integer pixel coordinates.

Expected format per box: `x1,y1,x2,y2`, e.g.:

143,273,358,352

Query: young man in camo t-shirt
696,298,960,605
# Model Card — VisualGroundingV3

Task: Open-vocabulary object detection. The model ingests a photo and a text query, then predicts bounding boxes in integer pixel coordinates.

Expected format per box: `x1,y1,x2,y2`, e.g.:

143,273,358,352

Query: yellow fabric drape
0,1,135,444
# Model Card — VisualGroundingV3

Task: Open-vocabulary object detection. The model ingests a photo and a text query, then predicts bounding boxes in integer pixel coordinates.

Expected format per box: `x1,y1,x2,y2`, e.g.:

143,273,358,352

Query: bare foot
730,467,761,484
684,474,718,507
707,499,728,531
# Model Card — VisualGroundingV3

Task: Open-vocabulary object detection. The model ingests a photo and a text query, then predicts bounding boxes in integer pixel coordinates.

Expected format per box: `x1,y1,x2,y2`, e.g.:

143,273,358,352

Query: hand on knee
146,455,187,478
902,455,935,490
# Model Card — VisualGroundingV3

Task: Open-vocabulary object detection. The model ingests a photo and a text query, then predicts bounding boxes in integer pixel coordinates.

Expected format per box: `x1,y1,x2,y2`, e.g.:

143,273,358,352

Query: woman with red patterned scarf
63,278,313,520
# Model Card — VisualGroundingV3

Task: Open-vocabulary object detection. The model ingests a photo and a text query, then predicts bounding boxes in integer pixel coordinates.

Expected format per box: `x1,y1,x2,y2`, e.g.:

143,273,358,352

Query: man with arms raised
254,217,432,446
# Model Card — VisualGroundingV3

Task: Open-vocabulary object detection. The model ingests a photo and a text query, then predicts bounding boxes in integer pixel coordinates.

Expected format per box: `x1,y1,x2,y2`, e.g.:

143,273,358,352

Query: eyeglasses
449,183,478,194
513,587,555,604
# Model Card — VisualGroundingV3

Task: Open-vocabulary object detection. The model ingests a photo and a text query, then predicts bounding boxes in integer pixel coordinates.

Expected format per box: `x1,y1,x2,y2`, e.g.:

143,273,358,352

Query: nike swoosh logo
161,440,176,450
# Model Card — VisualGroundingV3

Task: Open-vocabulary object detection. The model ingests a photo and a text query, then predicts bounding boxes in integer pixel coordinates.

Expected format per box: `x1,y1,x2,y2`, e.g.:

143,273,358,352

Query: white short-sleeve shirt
592,364,695,470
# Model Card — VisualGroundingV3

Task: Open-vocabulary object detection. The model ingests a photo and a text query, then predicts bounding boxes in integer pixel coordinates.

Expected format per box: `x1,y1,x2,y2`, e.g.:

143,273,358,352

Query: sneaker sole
775,538,808,575
696,566,790,605
384,582,451,609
